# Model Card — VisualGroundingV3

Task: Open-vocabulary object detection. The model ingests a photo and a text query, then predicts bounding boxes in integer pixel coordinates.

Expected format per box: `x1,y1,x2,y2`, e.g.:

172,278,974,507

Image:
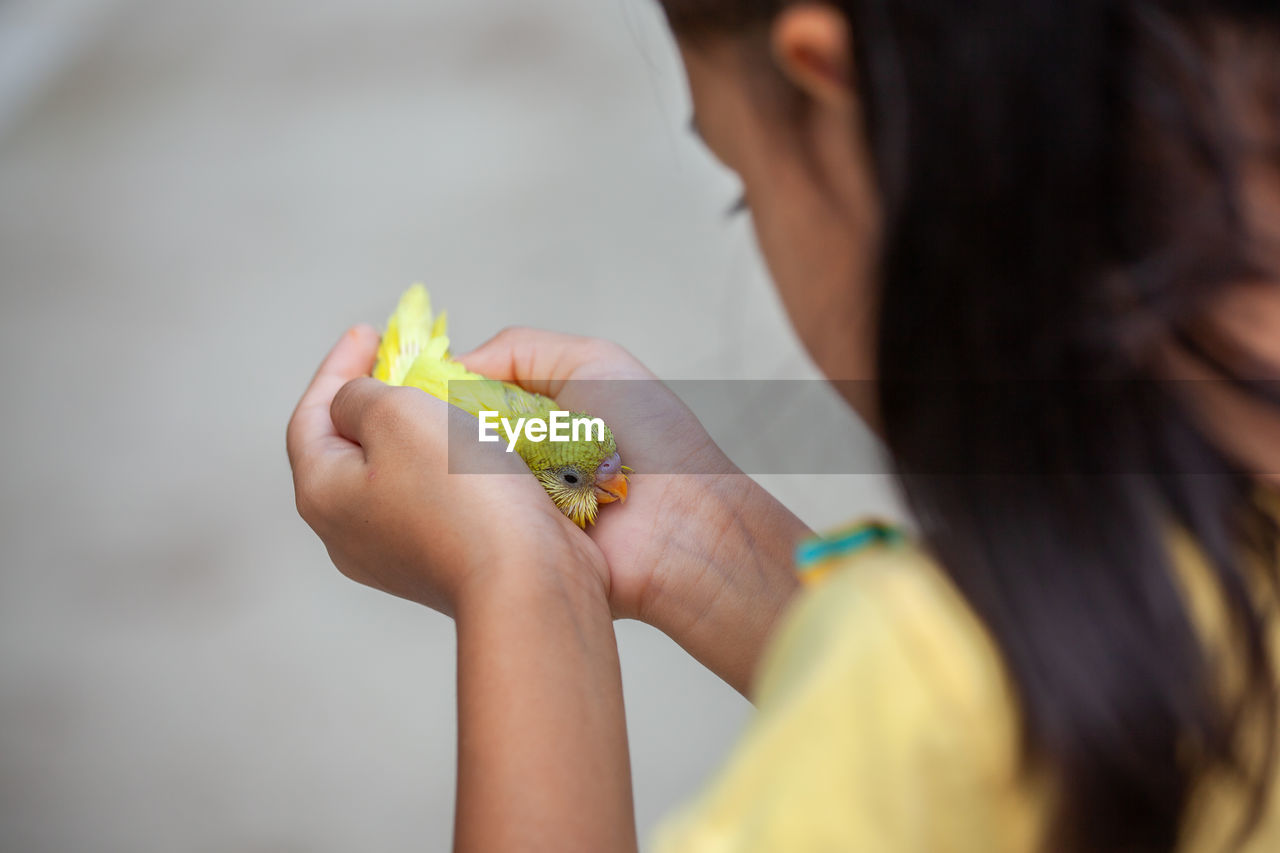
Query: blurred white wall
0,1,898,850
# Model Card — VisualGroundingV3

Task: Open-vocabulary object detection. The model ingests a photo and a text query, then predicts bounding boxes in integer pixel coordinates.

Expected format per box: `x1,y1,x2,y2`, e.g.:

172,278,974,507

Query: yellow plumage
373,284,554,418
372,284,629,527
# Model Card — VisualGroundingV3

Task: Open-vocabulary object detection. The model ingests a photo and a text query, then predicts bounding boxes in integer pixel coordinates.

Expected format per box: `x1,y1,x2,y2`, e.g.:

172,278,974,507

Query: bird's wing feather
375,284,558,418
373,284,447,385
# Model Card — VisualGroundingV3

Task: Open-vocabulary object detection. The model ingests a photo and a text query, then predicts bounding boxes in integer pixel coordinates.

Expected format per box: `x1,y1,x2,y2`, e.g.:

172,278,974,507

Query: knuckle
292,456,342,527
294,488,319,525
495,325,533,341
488,325,533,352
584,337,629,363
364,386,412,430
331,377,367,414
285,406,312,467
363,388,437,447
293,471,325,525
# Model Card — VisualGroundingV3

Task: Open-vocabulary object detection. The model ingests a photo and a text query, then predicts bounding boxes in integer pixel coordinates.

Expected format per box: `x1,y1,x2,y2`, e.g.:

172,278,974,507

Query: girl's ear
770,4,856,108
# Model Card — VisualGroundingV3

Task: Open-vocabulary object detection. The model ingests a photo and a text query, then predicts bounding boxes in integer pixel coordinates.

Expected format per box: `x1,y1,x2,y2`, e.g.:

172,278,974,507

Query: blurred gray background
0,0,898,850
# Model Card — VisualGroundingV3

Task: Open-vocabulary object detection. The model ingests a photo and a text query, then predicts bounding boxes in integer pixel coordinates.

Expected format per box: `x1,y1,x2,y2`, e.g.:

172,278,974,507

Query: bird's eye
563,471,580,485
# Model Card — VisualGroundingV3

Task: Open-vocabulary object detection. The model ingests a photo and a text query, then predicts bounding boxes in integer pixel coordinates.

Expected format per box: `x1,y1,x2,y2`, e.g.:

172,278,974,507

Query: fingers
457,327,588,397
329,377,527,483
286,325,381,470
457,327,649,396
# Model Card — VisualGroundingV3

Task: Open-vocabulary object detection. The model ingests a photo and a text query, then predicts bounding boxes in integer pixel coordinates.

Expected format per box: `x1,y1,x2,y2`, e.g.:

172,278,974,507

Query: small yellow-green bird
372,284,629,528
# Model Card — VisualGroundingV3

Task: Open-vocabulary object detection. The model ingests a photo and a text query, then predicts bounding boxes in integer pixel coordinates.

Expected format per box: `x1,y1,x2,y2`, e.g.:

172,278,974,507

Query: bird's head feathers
523,424,629,528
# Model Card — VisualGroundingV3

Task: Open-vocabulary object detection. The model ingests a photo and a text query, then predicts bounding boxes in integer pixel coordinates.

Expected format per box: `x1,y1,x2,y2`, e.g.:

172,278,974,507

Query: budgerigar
372,284,629,527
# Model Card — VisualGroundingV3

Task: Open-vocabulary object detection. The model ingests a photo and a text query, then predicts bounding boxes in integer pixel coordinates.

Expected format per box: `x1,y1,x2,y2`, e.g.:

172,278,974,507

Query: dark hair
661,1,1280,850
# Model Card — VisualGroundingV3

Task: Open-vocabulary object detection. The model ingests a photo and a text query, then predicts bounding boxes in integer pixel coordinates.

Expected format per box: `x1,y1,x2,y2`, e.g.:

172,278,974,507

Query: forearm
453,563,636,853
645,476,808,697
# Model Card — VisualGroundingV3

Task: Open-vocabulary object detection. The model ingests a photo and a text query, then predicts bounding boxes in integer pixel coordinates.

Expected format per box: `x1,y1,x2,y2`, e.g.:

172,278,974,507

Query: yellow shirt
653,519,1280,852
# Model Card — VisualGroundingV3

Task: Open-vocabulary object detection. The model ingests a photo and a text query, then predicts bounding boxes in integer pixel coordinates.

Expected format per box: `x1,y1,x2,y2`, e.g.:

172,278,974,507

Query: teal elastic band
795,523,904,571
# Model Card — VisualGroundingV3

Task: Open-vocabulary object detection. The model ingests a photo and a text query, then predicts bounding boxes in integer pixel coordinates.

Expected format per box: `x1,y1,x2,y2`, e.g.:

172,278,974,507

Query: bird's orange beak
594,472,628,504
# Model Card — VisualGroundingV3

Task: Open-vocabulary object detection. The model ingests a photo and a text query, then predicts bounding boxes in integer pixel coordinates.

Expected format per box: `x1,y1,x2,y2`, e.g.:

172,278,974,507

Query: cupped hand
460,328,808,691
286,326,608,617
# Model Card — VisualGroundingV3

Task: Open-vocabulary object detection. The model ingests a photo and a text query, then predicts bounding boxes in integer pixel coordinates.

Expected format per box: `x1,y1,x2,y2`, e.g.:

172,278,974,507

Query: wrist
455,536,611,623
641,475,807,693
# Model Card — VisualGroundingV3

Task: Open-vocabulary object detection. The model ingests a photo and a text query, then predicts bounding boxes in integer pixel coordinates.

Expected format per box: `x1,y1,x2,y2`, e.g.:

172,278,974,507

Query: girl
286,1,1280,850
